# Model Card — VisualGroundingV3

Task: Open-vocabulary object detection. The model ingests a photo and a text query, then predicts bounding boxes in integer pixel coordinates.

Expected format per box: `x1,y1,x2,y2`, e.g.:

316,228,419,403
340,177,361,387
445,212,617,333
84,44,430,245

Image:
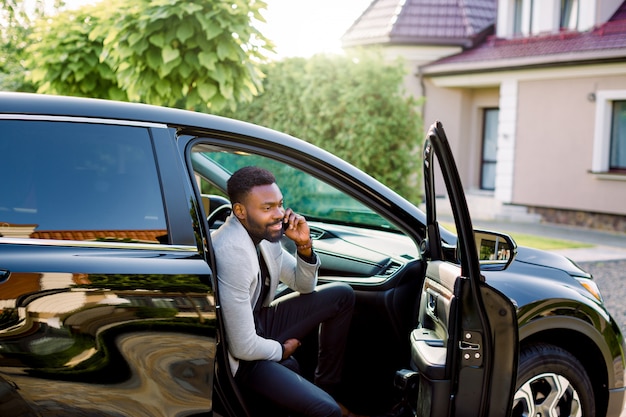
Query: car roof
0,92,346,168
0,92,282,140
0,92,363,178
0,92,429,236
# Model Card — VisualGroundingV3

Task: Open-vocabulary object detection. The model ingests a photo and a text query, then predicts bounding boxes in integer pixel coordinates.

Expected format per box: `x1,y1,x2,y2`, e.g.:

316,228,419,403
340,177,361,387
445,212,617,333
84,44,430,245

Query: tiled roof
424,3,626,72
342,0,497,48
614,1,626,19
343,0,626,73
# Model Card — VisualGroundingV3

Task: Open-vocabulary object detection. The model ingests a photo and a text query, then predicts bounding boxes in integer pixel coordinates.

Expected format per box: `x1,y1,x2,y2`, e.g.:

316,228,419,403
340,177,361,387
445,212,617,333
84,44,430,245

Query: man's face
236,183,285,243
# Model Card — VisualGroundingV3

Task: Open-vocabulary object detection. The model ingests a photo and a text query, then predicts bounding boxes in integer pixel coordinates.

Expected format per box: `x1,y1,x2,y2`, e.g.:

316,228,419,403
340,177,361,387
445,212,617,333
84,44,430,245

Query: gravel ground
590,259,626,417
578,260,626,336
575,259,626,417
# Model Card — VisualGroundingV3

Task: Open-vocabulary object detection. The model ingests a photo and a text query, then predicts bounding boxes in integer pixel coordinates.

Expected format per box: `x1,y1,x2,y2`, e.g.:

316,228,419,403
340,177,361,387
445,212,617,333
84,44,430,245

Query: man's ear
232,202,246,220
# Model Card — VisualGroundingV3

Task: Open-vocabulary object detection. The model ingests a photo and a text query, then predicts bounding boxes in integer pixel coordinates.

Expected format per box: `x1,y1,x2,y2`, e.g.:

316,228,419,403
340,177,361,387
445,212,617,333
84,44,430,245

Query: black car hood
512,246,591,279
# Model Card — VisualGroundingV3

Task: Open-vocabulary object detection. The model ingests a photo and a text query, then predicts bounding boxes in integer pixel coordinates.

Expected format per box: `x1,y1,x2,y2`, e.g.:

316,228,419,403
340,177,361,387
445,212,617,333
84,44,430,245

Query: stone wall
529,207,626,233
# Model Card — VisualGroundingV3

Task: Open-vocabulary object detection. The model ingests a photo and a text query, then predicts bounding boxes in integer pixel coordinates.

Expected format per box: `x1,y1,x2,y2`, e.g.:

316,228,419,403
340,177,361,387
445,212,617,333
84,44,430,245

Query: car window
0,120,167,243
194,150,398,231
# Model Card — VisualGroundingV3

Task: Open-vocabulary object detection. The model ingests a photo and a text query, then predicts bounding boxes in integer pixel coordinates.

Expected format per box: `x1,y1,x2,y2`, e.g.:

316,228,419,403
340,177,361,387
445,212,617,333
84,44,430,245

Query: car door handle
427,292,438,318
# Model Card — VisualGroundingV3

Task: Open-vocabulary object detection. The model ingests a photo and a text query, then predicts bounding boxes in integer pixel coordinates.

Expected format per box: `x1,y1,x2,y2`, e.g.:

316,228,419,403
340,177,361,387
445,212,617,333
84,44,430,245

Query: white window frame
498,0,595,38
592,90,626,176
515,0,534,36
560,0,579,30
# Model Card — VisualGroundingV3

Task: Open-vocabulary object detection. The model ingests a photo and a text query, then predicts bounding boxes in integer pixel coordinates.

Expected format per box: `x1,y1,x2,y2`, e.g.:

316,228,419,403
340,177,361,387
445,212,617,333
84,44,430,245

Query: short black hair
227,166,276,204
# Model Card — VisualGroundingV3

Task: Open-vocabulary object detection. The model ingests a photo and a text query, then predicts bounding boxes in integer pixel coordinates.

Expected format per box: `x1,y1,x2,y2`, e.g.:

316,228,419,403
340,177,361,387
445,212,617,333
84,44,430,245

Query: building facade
343,0,626,231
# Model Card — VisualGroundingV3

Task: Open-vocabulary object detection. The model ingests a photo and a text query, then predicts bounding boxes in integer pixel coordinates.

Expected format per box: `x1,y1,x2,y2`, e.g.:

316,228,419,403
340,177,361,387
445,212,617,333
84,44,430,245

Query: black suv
0,93,623,417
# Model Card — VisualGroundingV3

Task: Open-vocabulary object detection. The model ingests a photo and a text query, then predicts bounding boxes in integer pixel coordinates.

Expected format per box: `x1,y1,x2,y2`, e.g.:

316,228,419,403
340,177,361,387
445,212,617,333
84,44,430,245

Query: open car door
410,121,519,417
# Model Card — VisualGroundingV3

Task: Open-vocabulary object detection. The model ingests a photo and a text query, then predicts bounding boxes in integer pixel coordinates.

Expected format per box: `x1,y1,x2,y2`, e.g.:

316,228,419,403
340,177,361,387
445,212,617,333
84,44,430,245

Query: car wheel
512,343,594,417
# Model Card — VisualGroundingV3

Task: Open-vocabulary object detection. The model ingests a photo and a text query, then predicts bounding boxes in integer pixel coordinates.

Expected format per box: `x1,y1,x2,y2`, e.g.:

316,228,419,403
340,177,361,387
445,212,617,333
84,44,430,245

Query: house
342,0,626,232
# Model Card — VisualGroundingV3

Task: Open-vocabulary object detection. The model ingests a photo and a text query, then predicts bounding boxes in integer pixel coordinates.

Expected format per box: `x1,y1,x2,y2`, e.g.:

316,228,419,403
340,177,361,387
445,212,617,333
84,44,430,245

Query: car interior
193,131,516,416
193,145,428,415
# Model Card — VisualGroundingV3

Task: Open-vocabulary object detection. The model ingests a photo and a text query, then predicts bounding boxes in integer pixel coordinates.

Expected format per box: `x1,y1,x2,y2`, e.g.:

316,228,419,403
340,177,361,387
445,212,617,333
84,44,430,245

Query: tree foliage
221,51,424,204
25,0,273,111
26,3,124,100
0,0,64,91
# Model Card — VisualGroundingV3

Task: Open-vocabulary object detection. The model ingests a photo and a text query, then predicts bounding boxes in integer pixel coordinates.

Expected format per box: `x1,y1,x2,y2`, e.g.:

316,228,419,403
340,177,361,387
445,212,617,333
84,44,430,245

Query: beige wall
422,65,626,219
422,80,468,192
381,44,462,99
514,74,626,215
423,80,500,190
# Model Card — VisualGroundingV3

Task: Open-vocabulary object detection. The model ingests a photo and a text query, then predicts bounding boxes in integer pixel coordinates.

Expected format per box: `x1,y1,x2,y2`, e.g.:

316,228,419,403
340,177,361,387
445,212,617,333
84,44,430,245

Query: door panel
411,261,458,417
412,260,518,417
415,121,518,417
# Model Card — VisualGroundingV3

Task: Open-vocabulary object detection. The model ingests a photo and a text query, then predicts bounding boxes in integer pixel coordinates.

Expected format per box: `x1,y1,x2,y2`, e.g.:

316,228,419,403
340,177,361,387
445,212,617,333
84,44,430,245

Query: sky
256,0,372,58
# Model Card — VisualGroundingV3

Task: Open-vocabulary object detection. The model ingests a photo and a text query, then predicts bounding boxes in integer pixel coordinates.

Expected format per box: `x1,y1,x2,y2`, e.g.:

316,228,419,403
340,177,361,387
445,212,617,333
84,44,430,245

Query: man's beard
248,218,284,243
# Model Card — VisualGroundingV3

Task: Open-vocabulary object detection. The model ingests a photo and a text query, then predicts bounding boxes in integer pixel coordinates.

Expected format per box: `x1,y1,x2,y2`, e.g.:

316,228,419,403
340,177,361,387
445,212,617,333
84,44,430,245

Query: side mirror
474,229,517,270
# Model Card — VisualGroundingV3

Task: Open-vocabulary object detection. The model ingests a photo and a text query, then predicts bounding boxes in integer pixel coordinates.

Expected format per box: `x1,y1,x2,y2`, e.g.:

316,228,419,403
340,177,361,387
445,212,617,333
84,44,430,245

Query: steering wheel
208,204,232,229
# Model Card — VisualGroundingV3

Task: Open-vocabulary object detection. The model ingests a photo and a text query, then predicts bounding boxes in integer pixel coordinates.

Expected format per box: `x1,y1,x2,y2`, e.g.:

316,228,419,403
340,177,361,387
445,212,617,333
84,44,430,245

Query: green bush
221,51,423,204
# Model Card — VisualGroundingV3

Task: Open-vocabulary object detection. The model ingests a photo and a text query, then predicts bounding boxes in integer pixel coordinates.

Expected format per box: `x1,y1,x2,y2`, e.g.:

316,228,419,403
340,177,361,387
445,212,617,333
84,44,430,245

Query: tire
512,343,595,417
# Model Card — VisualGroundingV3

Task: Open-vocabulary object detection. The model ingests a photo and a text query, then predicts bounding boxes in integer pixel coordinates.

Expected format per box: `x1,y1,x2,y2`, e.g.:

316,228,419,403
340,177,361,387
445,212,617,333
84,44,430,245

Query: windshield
193,150,398,231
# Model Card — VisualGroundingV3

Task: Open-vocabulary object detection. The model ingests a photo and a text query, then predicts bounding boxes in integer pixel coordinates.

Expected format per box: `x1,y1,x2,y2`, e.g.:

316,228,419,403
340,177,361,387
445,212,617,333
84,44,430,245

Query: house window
513,0,533,36
592,90,626,177
610,101,626,171
560,0,579,30
513,0,524,35
480,109,499,190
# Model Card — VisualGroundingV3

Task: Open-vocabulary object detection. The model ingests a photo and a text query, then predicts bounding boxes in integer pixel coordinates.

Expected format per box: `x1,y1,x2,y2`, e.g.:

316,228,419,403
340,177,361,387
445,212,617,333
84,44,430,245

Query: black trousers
236,282,355,417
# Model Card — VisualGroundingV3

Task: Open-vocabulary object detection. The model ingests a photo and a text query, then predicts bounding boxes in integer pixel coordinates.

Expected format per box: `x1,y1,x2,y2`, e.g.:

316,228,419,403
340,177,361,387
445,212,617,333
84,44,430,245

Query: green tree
0,0,64,91
26,0,273,111
222,51,424,204
26,3,125,100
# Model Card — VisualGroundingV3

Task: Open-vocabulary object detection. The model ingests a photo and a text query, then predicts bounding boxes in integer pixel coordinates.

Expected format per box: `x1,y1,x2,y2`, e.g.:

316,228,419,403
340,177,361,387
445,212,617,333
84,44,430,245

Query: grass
441,222,592,251
506,233,591,250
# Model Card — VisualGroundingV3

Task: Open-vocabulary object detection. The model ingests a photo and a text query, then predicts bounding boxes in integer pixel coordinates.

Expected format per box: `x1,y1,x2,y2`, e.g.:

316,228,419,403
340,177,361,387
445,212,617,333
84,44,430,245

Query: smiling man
211,166,356,417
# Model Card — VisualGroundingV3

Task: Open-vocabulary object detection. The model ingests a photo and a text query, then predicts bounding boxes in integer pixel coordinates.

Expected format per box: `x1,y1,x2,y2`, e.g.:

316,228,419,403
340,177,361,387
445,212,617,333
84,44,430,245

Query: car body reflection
0,271,215,416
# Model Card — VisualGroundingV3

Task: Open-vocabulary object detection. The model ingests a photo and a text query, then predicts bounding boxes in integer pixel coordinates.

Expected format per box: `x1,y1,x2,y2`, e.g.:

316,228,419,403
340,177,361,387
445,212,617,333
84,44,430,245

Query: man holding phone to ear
211,166,356,417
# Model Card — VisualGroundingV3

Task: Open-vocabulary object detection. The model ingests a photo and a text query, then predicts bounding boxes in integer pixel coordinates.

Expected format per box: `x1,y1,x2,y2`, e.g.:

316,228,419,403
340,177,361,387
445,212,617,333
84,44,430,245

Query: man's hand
282,208,309,241
282,338,301,360
282,208,313,257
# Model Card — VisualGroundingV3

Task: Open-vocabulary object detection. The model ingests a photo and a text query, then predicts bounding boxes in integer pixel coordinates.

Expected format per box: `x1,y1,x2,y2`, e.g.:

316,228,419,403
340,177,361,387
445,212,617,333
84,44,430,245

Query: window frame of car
0,117,202,252
190,146,401,233
181,133,429,246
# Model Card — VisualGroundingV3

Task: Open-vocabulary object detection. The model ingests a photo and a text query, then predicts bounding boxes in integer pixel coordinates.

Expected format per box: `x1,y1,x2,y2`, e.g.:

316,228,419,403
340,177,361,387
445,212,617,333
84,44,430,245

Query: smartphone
282,220,289,231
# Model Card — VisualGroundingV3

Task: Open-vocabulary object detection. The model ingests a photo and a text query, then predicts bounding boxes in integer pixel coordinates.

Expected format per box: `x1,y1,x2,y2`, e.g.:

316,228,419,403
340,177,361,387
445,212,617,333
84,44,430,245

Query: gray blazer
211,214,320,374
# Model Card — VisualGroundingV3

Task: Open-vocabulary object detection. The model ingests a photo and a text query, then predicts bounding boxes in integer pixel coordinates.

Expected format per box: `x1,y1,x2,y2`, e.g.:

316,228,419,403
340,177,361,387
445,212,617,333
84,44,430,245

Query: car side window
193,147,398,231
0,120,167,243
193,145,421,270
